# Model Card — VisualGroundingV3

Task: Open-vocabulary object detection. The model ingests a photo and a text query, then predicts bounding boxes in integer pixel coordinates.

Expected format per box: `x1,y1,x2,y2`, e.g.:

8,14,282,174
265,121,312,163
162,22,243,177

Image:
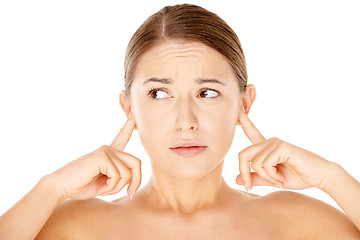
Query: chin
172,166,213,180
151,154,224,180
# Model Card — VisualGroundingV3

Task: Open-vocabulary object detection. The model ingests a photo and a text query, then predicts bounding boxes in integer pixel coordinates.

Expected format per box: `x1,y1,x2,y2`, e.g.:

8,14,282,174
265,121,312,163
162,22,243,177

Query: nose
175,99,199,131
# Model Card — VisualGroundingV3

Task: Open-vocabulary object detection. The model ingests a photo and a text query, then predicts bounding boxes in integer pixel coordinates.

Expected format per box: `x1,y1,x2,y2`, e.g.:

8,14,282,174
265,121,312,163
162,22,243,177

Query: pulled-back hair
124,3,247,96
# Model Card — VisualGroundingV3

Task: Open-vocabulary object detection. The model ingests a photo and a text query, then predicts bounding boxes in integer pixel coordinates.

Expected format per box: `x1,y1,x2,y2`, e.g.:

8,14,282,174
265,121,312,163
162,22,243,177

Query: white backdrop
1,0,359,215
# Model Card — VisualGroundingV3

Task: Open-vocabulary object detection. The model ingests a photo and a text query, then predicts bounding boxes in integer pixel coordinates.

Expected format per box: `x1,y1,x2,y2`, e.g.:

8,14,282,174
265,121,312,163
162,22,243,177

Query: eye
147,87,221,100
147,88,171,99
198,88,221,99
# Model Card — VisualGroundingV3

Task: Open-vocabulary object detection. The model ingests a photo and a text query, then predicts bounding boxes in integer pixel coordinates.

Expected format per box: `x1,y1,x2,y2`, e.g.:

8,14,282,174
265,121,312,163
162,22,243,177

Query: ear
236,84,257,125
119,90,138,130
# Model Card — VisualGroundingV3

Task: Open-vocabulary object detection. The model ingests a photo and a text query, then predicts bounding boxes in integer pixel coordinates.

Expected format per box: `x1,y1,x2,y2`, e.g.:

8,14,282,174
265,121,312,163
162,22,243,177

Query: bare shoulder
35,197,114,240
262,190,360,239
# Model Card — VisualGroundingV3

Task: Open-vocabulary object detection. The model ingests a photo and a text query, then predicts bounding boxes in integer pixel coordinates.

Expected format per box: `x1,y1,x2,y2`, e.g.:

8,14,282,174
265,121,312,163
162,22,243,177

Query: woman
1,3,360,239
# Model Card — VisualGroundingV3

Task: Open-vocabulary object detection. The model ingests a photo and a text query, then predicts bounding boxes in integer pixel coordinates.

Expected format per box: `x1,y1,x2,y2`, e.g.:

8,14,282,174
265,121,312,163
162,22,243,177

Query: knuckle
269,137,279,142
94,149,108,160
266,168,276,179
238,151,246,159
134,158,142,168
112,170,121,179
121,171,132,180
250,162,259,170
99,145,109,150
279,140,289,148
96,146,111,157
107,145,121,153
263,160,273,168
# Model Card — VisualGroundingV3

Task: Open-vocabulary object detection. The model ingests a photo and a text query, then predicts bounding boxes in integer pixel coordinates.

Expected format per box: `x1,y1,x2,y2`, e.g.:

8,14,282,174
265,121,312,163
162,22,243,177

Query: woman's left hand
236,105,336,192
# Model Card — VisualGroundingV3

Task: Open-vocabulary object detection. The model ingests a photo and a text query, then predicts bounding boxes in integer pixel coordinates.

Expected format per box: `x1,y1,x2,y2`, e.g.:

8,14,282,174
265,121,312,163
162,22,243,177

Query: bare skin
36,67,359,240
35,187,358,239
1,40,360,240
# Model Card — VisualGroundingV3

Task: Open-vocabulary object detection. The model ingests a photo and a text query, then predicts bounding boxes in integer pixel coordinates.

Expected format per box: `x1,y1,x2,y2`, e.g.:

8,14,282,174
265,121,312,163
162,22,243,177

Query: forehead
134,40,235,83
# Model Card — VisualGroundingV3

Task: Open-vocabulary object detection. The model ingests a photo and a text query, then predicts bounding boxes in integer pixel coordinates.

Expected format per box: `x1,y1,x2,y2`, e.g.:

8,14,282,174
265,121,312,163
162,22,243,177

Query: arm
266,190,360,239
235,105,360,236
0,176,65,240
322,162,360,231
0,115,141,239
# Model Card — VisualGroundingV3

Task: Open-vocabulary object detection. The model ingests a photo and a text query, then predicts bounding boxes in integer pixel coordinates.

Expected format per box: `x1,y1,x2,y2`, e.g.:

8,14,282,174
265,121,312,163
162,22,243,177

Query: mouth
169,145,208,157
170,141,207,149
171,146,207,150
169,140,208,157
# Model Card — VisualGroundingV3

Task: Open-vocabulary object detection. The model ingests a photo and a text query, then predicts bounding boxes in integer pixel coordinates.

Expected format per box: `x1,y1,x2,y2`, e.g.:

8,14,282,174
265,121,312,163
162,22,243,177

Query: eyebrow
143,78,227,86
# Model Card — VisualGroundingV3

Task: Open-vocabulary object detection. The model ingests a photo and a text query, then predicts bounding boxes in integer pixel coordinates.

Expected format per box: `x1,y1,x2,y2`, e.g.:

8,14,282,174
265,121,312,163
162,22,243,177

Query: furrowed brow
143,77,227,86
195,78,227,85
143,78,174,85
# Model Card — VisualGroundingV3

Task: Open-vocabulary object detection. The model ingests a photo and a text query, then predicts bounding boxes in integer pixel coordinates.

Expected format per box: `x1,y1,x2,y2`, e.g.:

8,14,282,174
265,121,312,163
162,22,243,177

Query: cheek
201,104,238,143
134,104,167,155
132,97,162,133
134,98,239,156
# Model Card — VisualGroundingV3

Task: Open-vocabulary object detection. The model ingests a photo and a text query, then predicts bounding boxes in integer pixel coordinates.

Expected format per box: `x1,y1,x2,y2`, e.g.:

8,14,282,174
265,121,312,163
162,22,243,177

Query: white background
1,0,359,215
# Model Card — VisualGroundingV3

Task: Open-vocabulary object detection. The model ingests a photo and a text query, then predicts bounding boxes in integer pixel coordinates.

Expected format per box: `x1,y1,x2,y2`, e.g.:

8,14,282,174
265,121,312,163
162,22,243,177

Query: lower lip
170,146,207,157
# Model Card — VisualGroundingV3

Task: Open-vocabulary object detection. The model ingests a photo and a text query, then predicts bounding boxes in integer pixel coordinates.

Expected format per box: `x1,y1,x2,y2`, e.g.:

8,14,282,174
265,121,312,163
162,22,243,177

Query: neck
141,161,232,215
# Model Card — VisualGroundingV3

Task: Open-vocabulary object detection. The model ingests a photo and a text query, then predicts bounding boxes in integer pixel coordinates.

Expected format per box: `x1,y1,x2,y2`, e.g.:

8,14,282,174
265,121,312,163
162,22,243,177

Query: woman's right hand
45,112,141,201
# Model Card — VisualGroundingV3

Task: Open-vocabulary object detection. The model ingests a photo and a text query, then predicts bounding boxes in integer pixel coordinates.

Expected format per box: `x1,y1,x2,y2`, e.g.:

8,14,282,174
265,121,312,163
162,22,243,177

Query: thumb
236,173,274,188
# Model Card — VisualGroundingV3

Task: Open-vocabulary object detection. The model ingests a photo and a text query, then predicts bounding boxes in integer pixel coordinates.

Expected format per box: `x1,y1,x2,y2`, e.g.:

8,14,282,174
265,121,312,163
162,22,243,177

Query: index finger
238,105,266,144
110,112,136,151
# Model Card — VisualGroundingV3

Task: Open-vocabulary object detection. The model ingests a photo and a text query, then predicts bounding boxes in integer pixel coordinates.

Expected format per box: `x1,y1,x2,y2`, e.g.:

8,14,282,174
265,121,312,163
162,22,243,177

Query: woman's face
127,40,245,178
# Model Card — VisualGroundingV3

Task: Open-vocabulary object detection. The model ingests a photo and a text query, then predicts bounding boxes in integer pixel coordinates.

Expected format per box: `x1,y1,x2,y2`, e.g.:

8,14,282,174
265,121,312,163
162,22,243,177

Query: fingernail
275,184,284,189
244,183,250,192
129,191,135,200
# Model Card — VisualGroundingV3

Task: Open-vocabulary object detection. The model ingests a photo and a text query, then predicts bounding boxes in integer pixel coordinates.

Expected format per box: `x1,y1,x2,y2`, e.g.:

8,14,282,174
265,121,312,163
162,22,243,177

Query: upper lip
170,141,207,149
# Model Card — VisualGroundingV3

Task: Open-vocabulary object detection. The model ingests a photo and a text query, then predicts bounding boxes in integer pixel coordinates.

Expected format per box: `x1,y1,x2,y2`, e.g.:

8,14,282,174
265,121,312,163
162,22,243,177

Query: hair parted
124,3,248,96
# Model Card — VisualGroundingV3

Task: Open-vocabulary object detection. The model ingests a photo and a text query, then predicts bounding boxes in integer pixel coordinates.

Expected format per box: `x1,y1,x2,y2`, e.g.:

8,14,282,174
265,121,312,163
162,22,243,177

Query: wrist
38,174,68,203
320,161,346,193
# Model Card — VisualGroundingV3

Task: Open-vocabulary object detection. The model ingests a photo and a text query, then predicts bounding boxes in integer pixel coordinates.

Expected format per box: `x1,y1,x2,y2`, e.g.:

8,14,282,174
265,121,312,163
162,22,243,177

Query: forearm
322,162,360,231
0,176,65,240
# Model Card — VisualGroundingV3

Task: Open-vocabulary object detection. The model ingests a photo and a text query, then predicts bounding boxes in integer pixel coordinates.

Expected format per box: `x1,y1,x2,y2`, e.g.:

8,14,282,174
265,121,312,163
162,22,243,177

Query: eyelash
147,87,222,100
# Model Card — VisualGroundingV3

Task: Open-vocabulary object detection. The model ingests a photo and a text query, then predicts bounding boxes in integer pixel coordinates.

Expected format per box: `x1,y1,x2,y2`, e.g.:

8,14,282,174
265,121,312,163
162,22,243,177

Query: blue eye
147,87,222,100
